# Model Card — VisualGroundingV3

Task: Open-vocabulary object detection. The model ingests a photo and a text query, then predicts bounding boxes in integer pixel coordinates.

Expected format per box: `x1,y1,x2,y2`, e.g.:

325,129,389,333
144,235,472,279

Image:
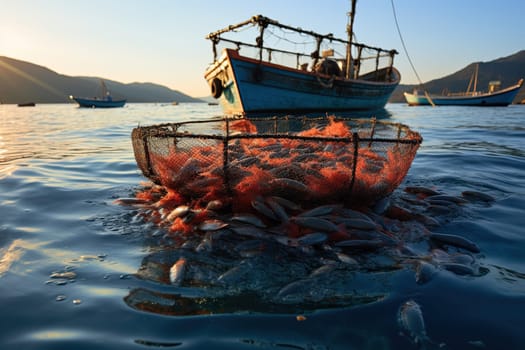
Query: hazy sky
1,0,523,97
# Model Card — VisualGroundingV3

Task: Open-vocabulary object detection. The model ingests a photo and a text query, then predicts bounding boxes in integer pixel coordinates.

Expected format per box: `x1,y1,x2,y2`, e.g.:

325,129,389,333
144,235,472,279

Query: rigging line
390,0,435,106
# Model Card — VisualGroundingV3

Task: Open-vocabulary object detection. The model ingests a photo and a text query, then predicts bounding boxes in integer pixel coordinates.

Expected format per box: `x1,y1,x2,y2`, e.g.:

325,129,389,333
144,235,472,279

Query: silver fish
442,262,476,276
341,218,377,230
404,186,440,196
429,233,480,253
426,194,467,204
166,205,190,222
335,252,359,266
338,208,374,222
169,257,186,285
398,300,432,348
230,225,267,239
335,239,384,249
292,216,340,233
198,219,229,231
172,158,201,187
251,197,279,221
297,232,328,246
206,199,224,211
309,264,336,278
113,197,151,206
297,204,339,217
264,197,289,222
268,177,310,197
461,190,495,203
268,196,302,211
231,214,267,228
217,264,250,284
415,261,438,285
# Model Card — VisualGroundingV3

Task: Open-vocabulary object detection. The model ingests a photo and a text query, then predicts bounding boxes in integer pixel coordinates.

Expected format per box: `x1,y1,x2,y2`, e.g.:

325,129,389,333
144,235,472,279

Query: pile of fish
117,182,495,315
133,117,422,210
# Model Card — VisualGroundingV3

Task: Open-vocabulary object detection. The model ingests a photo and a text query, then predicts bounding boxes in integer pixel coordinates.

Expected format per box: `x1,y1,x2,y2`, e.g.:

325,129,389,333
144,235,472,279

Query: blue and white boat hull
205,49,400,115
404,79,523,107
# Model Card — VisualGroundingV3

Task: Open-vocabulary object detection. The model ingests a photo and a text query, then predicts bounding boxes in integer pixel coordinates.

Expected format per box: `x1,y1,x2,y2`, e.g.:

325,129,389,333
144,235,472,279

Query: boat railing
206,14,397,81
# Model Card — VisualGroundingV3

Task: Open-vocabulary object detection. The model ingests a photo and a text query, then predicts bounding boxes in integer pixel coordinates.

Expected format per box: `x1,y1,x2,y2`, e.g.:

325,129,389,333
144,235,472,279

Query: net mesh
131,116,422,210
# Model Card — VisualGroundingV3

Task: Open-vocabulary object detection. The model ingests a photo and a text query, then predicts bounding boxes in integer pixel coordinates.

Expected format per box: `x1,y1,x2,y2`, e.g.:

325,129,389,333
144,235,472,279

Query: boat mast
100,79,109,97
473,63,479,93
345,0,357,79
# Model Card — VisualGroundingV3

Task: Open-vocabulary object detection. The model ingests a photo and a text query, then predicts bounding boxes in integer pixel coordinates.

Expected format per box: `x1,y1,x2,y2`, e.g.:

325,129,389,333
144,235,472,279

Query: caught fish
166,205,190,222
398,300,435,348
461,190,495,203
230,225,268,239
291,216,340,233
373,196,390,214
217,264,250,284
264,197,289,222
404,186,440,197
276,279,313,302
268,196,302,211
415,261,438,285
268,177,310,198
340,218,377,230
297,204,338,217
251,198,279,221
198,219,229,231
441,262,476,276
309,264,336,277
231,214,267,228
426,194,467,205
205,199,224,211
297,232,328,246
113,197,151,206
429,233,480,253
335,252,359,266
169,257,186,285
338,208,374,222
234,240,265,257
335,239,384,250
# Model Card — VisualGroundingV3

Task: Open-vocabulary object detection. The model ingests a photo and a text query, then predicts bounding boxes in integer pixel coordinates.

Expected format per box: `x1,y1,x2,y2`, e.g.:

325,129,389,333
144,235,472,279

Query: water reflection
121,182,494,317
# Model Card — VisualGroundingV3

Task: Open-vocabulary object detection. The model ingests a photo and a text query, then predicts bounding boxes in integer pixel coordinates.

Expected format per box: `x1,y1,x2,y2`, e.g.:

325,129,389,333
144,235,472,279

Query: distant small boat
404,65,524,107
70,80,126,108
17,102,36,107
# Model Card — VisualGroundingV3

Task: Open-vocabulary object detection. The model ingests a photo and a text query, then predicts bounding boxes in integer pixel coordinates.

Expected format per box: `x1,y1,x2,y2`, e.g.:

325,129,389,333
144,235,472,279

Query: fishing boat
70,80,126,108
404,65,524,107
17,102,36,107
204,1,400,115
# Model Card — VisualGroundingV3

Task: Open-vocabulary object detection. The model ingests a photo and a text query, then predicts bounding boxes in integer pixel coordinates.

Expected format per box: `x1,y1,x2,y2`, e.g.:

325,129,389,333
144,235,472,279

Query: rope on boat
390,0,435,107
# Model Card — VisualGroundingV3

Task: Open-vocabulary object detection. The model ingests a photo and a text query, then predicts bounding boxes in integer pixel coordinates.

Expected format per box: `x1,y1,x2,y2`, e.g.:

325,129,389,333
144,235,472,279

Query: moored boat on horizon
404,65,524,107
204,2,400,115
70,80,126,108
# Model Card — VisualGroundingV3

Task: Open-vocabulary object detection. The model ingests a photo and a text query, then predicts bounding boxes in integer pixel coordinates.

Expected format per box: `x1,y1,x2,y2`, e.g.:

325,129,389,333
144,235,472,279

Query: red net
132,116,422,212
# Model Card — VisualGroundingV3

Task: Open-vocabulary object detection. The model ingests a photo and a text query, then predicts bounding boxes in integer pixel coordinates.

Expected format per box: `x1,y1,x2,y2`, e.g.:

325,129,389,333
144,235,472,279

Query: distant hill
390,50,525,103
0,56,203,104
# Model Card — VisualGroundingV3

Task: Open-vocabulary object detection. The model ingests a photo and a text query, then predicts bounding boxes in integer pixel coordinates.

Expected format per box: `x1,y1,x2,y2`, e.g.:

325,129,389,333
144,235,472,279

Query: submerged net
131,116,422,211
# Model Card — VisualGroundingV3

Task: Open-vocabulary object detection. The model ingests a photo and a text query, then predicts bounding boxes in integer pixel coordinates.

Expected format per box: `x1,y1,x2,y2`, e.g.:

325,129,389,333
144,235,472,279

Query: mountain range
2,50,525,105
0,56,203,104
390,50,525,103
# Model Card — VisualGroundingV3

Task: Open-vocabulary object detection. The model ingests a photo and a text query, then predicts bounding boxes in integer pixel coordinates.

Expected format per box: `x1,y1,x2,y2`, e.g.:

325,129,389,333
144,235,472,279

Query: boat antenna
345,0,357,79
390,0,435,106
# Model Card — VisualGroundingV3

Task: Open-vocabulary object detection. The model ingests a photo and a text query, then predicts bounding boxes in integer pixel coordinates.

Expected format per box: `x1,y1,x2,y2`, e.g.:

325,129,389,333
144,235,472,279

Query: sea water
0,103,524,349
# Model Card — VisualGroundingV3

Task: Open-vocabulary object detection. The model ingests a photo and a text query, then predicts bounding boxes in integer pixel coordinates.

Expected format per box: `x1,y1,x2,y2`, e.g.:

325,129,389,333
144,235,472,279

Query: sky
1,0,524,98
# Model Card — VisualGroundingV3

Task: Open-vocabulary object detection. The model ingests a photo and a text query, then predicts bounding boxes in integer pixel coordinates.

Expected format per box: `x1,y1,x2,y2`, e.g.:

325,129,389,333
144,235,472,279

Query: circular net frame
131,116,422,210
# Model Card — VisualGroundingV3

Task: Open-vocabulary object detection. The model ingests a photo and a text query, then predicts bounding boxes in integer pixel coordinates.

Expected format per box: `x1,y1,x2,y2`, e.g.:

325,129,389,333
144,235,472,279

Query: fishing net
131,116,422,210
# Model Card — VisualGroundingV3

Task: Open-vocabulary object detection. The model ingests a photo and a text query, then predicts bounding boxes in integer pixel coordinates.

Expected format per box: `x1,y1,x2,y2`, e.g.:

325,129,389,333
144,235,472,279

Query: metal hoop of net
131,115,422,210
